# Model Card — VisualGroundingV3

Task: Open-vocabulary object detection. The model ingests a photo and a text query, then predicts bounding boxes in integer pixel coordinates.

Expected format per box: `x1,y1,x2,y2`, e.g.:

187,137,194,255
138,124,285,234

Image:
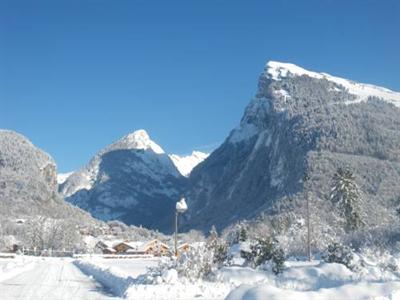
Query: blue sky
1,0,399,173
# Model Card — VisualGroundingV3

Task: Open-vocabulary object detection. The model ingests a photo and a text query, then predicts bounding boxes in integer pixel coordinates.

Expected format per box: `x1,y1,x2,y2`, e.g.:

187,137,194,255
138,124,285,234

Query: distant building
97,239,171,256
178,243,190,253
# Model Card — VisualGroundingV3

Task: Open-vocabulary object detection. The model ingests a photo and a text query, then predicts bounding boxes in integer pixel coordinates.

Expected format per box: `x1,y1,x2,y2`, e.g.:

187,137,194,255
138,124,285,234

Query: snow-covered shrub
244,237,286,275
206,226,229,267
224,222,250,245
323,242,358,271
227,241,251,266
145,244,216,283
176,244,215,281
213,242,229,266
139,257,177,284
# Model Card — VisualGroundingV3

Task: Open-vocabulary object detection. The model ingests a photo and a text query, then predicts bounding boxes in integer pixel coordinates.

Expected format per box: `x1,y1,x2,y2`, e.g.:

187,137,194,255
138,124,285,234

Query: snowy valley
2,60,400,300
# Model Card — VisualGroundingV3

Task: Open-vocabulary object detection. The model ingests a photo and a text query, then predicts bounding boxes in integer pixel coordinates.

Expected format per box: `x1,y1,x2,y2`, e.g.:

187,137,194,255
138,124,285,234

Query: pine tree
205,225,227,267
330,167,363,231
238,225,248,242
206,225,219,250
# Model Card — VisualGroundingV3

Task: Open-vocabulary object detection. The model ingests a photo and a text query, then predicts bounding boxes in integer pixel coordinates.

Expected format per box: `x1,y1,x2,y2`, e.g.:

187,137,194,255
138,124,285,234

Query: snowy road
0,258,121,300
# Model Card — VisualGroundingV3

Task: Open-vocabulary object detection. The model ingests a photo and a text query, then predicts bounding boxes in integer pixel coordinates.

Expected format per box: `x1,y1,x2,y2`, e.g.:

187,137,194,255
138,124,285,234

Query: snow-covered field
74,257,232,300
0,255,36,283
2,255,400,300
74,256,400,300
0,257,119,300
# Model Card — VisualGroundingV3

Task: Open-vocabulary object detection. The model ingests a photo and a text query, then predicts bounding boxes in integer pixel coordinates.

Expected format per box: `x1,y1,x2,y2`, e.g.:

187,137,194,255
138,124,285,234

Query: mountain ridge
183,60,400,238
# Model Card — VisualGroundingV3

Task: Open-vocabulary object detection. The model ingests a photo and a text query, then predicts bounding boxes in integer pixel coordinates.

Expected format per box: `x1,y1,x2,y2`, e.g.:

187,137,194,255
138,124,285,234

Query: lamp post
175,196,188,256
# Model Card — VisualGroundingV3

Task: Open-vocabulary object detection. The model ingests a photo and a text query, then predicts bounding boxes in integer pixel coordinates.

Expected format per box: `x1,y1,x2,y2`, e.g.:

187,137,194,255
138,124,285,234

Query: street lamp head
176,197,188,214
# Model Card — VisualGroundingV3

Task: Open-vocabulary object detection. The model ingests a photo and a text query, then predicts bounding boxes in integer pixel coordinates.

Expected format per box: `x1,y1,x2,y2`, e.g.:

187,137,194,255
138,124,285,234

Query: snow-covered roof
124,241,144,250
178,243,190,249
141,239,170,251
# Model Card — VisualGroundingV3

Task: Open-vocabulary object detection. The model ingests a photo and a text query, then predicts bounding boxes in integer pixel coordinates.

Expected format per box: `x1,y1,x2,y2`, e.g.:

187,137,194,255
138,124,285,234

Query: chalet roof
178,243,190,249
97,239,170,252
142,239,170,251
105,247,117,253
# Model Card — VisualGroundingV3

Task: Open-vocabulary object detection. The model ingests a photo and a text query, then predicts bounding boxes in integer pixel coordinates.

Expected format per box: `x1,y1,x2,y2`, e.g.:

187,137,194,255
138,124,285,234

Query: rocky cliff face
60,130,186,231
0,130,96,223
185,61,400,233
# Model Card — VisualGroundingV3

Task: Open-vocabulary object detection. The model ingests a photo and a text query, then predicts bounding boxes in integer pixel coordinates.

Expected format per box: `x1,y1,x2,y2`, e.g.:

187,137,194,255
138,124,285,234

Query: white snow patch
169,151,209,177
266,61,400,107
274,89,291,99
107,129,165,154
57,172,73,184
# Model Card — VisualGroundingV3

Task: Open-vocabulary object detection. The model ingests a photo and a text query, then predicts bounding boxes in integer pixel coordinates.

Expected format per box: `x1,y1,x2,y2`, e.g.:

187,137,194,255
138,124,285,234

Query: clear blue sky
1,0,399,173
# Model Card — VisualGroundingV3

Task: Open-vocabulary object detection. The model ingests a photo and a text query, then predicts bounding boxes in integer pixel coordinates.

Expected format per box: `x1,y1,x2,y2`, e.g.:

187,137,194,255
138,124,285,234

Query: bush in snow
213,242,229,266
138,257,178,284
243,237,285,275
206,225,229,267
323,242,358,271
176,243,215,281
224,222,250,245
145,244,216,283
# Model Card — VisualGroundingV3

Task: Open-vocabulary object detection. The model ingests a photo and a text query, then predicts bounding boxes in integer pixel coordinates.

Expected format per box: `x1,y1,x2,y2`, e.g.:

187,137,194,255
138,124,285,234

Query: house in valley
98,239,171,256
178,243,190,253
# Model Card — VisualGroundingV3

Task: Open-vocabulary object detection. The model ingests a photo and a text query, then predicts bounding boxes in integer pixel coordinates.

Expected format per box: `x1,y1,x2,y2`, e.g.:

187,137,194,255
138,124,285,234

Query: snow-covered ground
0,257,120,300
0,255,36,282
2,255,400,299
74,256,400,300
75,257,232,299
95,257,161,277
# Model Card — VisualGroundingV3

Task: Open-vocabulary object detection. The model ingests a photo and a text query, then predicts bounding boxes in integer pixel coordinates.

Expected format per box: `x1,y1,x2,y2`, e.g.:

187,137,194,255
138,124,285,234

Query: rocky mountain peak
105,129,165,155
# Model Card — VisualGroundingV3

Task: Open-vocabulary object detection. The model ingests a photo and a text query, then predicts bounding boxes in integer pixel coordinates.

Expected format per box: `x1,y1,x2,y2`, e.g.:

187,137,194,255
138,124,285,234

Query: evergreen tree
206,225,219,250
330,167,363,231
247,237,285,275
238,224,248,242
205,225,228,267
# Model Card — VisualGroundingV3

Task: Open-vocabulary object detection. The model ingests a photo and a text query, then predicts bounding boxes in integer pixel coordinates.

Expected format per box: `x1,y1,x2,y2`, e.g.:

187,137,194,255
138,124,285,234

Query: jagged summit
265,61,400,107
104,129,165,154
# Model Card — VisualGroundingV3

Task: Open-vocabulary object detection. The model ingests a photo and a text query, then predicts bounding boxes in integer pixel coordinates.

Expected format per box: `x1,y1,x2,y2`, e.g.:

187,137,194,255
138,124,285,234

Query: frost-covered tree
206,225,228,266
207,225,219,249
25,217,82,251
323,242,358,271
227,222,249,245
247,237,285,275
331,167,363,231
238,225,248,242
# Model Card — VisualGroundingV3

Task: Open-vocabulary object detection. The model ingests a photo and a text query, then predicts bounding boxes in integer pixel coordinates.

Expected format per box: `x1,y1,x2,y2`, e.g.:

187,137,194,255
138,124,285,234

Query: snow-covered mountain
0,130,97,223
57,172,73,184
185,61,400,234
60,130,186,231
265,61,400,107
169,151,209,177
